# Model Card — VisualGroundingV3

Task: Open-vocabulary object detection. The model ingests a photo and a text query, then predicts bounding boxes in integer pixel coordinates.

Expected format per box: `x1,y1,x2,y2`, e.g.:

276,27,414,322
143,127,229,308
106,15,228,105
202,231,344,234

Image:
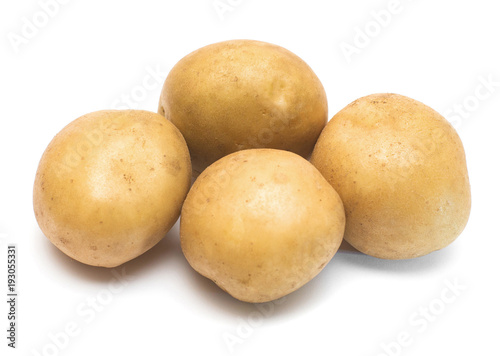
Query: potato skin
180,149,345,303
311,93,471,259
33,110,191,267
158,39,328,176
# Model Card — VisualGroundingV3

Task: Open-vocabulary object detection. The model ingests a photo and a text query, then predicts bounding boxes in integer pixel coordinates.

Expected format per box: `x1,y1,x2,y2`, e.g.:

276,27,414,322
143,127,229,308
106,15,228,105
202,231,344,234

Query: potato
311,93,471,259
180,149,345,303
158,39,328,176
33,110,191,267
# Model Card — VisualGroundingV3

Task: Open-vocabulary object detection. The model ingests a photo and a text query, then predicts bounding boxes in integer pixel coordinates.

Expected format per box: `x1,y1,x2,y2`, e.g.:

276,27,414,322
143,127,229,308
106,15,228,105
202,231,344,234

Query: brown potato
33,110,191,267
180,149,345,303
311,93,471,259
158,39,328,176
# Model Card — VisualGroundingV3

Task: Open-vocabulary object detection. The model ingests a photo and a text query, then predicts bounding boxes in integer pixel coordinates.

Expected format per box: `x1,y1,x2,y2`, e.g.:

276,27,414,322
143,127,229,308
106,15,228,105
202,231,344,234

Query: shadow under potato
335,241,456,274
182,239,456,318
35,221,457,318
36,223,180,285
180,242,348,318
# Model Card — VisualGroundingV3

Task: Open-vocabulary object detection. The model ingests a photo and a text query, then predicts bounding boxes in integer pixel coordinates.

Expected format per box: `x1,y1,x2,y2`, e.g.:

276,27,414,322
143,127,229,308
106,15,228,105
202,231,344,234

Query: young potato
33,110,191,267
180,149,345,303
311,93,471,259
158,39,328,176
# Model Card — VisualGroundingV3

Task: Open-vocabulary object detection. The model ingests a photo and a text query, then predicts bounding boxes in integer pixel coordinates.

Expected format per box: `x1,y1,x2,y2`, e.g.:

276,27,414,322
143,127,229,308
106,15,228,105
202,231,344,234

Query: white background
1,0,499,355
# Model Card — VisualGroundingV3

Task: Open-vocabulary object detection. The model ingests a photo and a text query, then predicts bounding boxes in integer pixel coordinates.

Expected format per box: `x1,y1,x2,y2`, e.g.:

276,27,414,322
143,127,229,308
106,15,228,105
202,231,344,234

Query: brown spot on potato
123,174,134,183
168,160,181,172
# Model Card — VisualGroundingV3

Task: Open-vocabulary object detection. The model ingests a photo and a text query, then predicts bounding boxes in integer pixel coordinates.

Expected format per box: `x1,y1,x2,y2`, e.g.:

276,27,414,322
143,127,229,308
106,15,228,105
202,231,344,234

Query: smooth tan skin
311,93,471,259
180,149,345,303
158,39,328,176
33,110,192,267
